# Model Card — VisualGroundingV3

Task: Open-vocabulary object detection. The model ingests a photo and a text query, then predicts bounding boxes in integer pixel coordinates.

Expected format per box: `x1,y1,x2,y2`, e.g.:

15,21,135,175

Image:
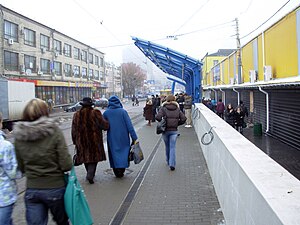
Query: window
95,56,99,66
213,60,219,66
64,64,72,77
74,47,80,60
64,43,72,57
95,70,99,79
24,55,36,72
40,59,50,74
82,67,87,77
81,50,87,62
24,28,36,46
4,20,18,41
53,61,62,75
89,69,94,79
73,65,80,78
100,71,104,80
4,51,18,71
100,57,104,67
40,34,50,50
88,53,93,64
54,40,62,54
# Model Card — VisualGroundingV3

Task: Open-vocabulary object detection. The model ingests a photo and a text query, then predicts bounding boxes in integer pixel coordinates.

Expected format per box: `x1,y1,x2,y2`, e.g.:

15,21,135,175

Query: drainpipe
232,88,240,106
219,88,225,105
212,88,217,102
258,86,269,132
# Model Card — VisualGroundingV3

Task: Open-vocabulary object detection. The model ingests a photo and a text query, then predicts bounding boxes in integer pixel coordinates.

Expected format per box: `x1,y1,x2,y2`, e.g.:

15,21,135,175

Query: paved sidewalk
122,124,224,225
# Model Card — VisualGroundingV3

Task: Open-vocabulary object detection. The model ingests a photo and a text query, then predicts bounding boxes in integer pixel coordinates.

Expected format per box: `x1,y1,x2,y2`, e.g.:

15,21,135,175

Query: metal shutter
269,89,300,150
253,90,267,131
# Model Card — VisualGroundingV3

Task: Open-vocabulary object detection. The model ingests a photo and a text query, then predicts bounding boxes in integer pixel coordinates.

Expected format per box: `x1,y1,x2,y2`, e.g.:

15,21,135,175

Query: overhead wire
172,0,210,35
240,0,291,39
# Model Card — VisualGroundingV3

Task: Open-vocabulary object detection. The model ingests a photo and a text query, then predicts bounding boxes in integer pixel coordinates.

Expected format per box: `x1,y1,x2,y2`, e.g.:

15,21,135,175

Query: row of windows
4,20,104,66
4,51,104,80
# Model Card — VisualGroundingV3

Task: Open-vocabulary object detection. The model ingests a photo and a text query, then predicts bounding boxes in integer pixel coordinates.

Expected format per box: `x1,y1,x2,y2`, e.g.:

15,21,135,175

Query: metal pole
235,18,242,84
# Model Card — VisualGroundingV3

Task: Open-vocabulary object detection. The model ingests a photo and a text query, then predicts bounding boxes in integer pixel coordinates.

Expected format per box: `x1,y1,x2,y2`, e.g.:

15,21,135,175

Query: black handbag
156,107,167,134
73,146,82,166
156,118,166,134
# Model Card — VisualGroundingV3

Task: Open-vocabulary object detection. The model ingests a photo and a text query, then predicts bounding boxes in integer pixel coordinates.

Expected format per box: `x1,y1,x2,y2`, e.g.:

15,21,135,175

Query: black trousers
84,162,98,180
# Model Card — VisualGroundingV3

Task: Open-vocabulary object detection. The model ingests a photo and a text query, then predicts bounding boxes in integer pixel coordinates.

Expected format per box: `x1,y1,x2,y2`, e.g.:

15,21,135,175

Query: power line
172,0,210,35
167,20,235,40
240,0,290,39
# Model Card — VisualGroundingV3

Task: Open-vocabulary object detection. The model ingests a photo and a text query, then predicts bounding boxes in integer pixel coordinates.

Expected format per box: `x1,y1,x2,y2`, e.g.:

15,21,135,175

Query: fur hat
80,97,94,106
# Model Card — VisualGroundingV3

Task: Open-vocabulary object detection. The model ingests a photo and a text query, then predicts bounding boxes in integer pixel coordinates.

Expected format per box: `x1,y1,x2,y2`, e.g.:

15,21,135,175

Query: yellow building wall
241,41,254,83
264,11,298,78
221,59,230,84
202,55,228,85
205,7,299,86
257,34,264,81
228,55,235,83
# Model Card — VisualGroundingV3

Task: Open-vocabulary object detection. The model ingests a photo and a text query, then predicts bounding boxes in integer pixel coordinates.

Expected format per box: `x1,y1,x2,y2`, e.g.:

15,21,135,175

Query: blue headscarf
108,95,123,109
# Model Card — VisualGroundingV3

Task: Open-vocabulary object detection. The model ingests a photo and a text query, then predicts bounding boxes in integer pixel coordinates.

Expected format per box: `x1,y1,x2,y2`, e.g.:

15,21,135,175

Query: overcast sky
1,0,299,65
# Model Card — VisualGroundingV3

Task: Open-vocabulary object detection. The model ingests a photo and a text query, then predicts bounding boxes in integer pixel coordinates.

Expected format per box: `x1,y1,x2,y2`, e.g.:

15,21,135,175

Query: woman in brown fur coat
143,99,154,126
71,97,109,184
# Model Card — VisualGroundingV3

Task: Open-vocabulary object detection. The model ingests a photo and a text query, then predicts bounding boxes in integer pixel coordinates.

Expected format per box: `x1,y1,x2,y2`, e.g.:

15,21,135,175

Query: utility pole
235,18,242,84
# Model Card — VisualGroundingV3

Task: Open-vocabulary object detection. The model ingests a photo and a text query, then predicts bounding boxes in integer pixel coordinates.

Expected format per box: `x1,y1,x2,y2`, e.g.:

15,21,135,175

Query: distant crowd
203,98,249,134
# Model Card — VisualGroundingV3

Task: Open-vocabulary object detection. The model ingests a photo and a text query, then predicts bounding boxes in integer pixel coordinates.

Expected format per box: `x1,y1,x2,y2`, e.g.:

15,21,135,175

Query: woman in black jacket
225,103,235,127
155,95,186,171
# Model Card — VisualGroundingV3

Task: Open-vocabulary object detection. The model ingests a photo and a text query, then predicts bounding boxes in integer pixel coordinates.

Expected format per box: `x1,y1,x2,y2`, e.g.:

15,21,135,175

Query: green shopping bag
64,166,93,225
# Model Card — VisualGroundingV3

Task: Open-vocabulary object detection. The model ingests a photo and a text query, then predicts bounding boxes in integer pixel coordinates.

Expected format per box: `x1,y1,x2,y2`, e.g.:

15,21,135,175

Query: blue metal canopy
132,37,203,103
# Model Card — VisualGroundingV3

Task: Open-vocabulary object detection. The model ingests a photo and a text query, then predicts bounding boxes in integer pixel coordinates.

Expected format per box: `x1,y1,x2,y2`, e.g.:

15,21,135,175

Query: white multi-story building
0,4,107,105
105,62,122,98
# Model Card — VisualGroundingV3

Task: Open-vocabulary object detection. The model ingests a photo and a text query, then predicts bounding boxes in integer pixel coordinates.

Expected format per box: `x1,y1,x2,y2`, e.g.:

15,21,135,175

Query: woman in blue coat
103,96,138,178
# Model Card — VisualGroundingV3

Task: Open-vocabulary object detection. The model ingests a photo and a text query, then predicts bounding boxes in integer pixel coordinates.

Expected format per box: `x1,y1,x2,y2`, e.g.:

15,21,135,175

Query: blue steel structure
132,37,203,102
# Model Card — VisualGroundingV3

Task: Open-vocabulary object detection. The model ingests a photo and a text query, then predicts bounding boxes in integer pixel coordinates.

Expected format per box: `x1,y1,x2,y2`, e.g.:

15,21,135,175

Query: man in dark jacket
184,94,193,127
72,97,109,184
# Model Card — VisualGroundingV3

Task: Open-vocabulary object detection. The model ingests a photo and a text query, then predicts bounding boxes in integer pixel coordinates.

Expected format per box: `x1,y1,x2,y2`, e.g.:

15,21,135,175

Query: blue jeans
0,204,14,225
25,187,69,225
162,131,178,167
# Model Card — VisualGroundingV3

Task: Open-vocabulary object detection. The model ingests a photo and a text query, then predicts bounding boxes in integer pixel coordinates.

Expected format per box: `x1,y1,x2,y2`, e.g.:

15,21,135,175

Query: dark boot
113,168,125,178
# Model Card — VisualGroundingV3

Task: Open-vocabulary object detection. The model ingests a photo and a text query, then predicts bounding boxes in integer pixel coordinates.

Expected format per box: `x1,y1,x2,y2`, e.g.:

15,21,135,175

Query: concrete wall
193,103,300,225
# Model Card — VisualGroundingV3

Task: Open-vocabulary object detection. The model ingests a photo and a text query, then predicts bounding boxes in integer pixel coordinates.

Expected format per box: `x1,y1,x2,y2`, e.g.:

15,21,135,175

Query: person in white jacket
0,112,18,225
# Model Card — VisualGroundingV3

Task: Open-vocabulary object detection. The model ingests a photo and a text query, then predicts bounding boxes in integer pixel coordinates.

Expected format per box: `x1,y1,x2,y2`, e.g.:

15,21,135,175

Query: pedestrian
47,98,53,112
176,93,185,113
135,97,139,106
155,94,161,113
155,95,186,171
216,99,225,119
131,95,136,106
72,97,109,184
234,106,245,134
239,100,249,125
103,96,138,178
184,94,193,128
14,98,73,225
225,103,235,127
143,99,153,126
0,112,18,225
151,95,157,122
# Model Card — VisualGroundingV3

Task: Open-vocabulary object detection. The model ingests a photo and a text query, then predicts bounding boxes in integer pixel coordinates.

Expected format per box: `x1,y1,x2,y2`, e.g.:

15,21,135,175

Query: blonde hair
166,95,175,102
22,98,49,121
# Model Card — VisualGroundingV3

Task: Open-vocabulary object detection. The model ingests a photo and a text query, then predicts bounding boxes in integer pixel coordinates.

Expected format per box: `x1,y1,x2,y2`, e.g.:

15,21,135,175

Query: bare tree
121,62,146,97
